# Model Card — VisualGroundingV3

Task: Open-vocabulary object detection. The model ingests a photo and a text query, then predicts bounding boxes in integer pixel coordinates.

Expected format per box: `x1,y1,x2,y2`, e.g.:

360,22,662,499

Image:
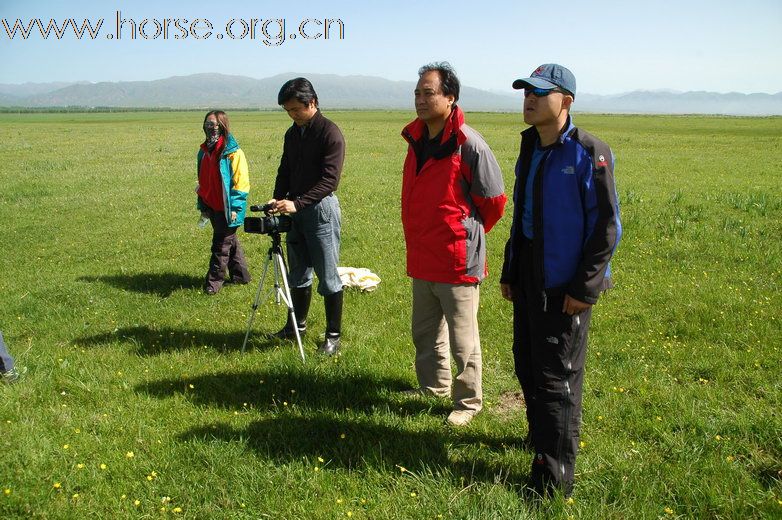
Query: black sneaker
317,335,340,356
269,327,306,340
1,368,20,384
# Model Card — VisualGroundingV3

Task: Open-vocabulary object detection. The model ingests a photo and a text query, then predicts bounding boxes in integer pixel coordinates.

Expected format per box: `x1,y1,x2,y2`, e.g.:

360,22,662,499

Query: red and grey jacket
401,106,507,284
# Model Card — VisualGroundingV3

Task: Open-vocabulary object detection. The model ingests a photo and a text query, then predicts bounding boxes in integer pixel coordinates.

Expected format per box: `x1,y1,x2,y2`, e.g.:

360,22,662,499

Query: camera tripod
240,232,305,361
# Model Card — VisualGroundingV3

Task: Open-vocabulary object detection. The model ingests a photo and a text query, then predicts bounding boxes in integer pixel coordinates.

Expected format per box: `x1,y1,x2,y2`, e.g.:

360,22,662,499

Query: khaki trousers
411,278,482,412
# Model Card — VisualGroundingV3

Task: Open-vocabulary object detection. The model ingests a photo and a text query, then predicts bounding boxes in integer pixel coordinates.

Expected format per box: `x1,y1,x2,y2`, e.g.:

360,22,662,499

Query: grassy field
0,110,780,519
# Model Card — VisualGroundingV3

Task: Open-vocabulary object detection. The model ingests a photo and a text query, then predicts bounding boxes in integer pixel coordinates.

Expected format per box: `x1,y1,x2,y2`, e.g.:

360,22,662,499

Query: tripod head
267,231,284,254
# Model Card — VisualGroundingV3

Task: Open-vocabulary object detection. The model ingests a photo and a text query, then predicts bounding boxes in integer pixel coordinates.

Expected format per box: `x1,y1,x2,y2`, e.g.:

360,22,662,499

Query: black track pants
512,239,591,495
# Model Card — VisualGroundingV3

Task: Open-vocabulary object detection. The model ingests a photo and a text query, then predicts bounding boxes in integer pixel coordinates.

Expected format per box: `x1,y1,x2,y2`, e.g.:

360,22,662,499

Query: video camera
244,203,293,235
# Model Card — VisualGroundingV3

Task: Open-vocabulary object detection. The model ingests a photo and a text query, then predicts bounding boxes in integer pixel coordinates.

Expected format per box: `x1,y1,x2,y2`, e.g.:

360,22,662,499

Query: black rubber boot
318,290,343,355
272,286,311,339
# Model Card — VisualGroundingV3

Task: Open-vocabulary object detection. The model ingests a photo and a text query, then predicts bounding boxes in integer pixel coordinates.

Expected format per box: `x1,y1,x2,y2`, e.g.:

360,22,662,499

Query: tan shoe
447,410,475,426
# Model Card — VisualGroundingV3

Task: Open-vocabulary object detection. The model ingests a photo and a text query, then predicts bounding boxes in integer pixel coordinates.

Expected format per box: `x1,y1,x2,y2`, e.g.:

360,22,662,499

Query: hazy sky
1,0,780,94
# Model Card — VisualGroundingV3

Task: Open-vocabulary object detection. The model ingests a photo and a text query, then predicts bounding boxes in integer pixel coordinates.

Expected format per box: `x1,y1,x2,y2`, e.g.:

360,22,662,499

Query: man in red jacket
401,62,507,426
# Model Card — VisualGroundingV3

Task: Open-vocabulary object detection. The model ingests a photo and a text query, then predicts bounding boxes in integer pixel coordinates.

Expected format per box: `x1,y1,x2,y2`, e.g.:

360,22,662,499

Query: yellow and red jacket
401,106,507,284
196,133,249,227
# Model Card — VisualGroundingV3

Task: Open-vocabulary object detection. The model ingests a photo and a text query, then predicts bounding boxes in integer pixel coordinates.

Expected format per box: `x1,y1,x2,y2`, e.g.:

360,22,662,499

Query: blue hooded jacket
501,116,621,305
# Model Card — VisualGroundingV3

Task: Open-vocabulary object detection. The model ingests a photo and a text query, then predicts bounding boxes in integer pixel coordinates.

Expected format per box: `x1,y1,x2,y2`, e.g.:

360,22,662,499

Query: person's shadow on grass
176,411,529,488
136,367,530,488
79,272,203,297
75,325,278,355
135,367,449,416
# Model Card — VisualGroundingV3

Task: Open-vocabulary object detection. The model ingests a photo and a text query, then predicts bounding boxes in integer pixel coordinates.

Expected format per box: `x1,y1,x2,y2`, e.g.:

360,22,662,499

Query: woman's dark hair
203,110,230,140
418,62,460,102
277,77,319,107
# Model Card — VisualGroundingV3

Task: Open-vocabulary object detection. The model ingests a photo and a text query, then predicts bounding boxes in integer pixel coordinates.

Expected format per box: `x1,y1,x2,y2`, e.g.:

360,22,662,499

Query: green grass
0,111,780,519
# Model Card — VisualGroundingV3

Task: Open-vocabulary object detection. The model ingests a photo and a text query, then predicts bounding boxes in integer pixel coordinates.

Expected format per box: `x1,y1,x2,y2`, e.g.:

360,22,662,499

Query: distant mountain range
1,73,780,115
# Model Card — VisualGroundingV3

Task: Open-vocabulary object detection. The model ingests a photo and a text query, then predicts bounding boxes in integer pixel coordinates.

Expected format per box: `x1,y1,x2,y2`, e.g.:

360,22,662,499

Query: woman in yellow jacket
196,110,251,295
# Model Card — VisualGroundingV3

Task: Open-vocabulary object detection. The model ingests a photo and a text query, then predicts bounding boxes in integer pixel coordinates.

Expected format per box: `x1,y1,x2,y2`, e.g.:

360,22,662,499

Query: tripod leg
274,251,306,363
241,251,273,353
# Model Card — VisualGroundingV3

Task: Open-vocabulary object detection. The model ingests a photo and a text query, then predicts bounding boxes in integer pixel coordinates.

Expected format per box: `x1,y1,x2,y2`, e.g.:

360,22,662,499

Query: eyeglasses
524,87,566,98
204,121,219,128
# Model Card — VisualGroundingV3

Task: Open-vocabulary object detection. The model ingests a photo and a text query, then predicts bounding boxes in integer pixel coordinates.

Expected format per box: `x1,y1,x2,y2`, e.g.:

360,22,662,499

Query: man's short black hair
418,62,460,102
277,77,319,107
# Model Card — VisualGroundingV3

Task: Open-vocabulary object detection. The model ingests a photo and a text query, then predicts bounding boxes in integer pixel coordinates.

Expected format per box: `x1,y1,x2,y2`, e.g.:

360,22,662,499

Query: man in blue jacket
500,64,621,497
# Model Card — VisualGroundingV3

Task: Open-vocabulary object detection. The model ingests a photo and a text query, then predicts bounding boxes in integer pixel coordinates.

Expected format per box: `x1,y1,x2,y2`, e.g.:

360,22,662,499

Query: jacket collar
201,133,239,156
402,105,467,147
222,132,239,154
289,109,324,133
521,114,576,147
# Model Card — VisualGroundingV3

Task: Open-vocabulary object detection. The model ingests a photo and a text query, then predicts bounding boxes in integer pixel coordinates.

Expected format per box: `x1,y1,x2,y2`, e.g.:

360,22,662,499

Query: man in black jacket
268,78,346,356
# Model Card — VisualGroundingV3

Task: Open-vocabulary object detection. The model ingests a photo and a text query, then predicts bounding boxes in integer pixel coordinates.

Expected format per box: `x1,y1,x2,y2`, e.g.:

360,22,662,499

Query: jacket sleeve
568,145,621,304
273,130,292,201
461,132,506,233
196,150,206,211
500,151,524,285
229,148,250,213
499,174,519,284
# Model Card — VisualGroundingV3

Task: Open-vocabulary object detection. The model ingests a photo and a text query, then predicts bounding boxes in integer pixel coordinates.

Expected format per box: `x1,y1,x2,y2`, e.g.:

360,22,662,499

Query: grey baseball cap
512,64,576,98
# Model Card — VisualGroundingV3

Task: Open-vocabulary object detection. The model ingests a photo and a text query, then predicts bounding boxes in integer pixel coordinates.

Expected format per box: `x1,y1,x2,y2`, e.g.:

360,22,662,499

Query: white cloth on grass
338,267,381,292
